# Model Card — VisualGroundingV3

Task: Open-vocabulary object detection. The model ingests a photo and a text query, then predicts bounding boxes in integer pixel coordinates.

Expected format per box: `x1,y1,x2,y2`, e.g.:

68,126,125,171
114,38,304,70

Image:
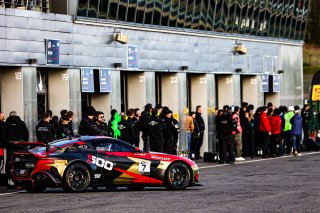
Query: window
77,0,89,17
136,0,146,23
93,139,135,152
98,0,109,19
127,0,137,22
108,0,119,20
214,0,223,31
185,0,195,28
206,0,216,31
192,0,202,29
153,0,163,25
161,0,171,26
144,0,155,24
118,0,128,21
199,0,208,30
169,0,179,27
88,0,99,18
177,0,187,28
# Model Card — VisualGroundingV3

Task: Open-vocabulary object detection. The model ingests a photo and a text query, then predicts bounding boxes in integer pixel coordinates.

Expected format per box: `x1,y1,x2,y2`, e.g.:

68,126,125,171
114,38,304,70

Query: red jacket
268,115,281,135
260,111,271,133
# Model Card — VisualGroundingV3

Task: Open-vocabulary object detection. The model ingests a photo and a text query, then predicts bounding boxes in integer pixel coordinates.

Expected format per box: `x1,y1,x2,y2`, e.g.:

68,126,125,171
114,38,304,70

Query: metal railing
0,0,49,12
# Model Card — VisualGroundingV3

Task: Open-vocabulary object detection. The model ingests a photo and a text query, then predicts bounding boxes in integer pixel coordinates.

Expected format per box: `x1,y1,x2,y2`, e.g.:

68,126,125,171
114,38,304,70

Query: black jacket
118,118,135,145
56,124,72,139
79,117,93,135
138,111,151,136
4,116,29,142
195,112,205,132
91,122,110,136
0,121,6,147
36,120,54,144
217,113,233,137
147,115,165,145
301,108,310,128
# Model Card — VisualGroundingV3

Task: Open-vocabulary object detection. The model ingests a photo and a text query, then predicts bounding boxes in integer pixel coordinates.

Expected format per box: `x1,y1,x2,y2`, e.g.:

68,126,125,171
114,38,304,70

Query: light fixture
235,68,242,73
113,63,122,68
181,66,188,70
278,70,284,74
28,58,38,64
234,40,247,55
114,32,128,44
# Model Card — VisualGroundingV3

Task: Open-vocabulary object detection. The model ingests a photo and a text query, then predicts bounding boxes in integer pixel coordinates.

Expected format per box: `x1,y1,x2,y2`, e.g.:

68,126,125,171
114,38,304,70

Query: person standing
301,104,311,149
185,112,195,157
284,106,295,154
232,106,244,161
36,112,55,144
0,113,6,147
4,111,29,142
217,105,235,164
91,111,110,136
140,104,152,152
56,116,72,139
259,106,271,158
291,106,303,156
118,114,135,145
195,105,205,159
268,108,282,157
79,106,96,136
148,108,165,152
133,108,141,148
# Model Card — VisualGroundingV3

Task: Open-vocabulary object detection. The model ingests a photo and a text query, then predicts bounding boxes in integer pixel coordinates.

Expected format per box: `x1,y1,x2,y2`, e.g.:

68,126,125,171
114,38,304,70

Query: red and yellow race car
9,136,199,192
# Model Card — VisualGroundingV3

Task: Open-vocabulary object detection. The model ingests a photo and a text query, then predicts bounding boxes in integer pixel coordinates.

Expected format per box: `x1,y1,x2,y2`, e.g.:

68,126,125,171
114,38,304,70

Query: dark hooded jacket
290,114,303,136
4,116,29,142
36,120,54,143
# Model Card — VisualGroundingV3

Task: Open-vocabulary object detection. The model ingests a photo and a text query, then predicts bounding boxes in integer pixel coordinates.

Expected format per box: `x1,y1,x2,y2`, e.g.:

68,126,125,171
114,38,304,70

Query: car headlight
25,163,35,168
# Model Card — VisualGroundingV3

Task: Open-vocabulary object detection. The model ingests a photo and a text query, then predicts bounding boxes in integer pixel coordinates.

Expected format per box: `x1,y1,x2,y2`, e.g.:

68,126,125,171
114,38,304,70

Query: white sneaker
297,153,302,157
235,157,245,161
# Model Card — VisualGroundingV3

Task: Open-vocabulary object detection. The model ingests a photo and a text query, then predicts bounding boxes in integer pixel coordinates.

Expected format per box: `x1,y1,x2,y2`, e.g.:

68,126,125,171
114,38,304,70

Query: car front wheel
63,163,91,192
165,162,191,190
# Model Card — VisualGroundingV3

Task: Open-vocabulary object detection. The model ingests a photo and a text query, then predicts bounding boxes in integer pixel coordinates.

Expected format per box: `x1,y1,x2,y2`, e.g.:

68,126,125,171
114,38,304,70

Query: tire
62,163,91,193
23,184,47,193
126,186,144,191
165,162,191,190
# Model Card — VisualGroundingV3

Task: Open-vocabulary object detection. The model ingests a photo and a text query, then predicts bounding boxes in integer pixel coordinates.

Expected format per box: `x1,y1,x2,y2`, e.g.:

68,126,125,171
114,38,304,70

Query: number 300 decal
92,156,114,171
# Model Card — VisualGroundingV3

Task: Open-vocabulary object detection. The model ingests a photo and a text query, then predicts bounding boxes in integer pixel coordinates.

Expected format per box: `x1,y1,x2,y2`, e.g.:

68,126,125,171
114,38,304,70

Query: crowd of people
0,102,315,165
215,102,312,164
0,104,189,157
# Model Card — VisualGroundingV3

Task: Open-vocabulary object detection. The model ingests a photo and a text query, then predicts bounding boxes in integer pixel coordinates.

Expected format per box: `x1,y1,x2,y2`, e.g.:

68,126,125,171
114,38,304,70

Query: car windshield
30,138,79,154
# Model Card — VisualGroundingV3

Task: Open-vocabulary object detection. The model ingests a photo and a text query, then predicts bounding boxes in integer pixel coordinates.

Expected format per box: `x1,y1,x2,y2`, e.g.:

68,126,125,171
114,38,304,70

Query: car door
91,139,135,184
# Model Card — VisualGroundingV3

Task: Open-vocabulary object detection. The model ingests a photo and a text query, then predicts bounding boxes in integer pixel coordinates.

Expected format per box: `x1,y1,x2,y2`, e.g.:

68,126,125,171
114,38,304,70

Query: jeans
187,132,192,158
233,133,242,158
292,135,302,153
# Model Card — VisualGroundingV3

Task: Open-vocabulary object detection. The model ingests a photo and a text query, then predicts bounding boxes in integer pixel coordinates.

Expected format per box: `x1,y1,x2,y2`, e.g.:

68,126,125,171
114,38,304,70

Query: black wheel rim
67,167,90,190
168,164,190,188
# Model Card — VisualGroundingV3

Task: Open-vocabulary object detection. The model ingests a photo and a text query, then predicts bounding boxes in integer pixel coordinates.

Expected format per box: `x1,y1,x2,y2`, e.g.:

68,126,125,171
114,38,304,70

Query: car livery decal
88,154,114,171
114,168,163,184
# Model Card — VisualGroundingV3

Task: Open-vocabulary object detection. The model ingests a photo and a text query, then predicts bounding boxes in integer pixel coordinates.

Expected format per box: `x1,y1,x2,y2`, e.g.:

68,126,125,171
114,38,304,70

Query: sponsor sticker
139,161,151,175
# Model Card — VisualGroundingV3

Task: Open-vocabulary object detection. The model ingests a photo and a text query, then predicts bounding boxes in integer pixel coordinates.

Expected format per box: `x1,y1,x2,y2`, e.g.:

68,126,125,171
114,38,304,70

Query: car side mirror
134,147,142,153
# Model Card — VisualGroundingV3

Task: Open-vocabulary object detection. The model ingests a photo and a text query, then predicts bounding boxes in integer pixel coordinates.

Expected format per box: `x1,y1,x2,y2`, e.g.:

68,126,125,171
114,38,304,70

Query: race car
9,136,199,192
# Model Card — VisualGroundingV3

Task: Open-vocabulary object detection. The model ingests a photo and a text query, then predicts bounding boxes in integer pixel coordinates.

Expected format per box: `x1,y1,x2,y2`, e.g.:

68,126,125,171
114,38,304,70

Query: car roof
49,136,115,147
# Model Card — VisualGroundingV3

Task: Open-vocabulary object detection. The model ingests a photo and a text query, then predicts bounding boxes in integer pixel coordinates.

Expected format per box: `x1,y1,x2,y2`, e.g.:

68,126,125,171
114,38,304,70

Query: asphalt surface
1,152,320,213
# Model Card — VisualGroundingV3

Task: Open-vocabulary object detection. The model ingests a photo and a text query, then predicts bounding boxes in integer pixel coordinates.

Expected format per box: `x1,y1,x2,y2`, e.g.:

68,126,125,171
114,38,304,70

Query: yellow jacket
184,116,194,133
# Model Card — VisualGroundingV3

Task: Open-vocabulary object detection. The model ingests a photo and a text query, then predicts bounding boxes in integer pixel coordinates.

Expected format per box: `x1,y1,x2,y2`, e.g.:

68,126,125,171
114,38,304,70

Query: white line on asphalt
198,152,320,169
0,191,23,196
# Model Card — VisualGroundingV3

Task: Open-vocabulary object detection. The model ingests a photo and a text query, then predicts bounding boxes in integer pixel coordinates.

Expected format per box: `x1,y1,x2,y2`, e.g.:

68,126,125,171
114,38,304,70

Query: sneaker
297,153,302,156
235,157,245,161
294,151,298,156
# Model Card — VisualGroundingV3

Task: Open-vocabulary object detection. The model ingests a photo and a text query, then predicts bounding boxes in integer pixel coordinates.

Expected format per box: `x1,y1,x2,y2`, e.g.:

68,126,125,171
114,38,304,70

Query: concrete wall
1,68,24,118
127,72,147,110
190,74,208,156
48,69,70,116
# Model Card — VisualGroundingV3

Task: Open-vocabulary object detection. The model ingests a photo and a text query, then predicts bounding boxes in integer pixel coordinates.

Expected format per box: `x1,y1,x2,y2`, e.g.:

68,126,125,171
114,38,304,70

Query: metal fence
0,0,49,12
